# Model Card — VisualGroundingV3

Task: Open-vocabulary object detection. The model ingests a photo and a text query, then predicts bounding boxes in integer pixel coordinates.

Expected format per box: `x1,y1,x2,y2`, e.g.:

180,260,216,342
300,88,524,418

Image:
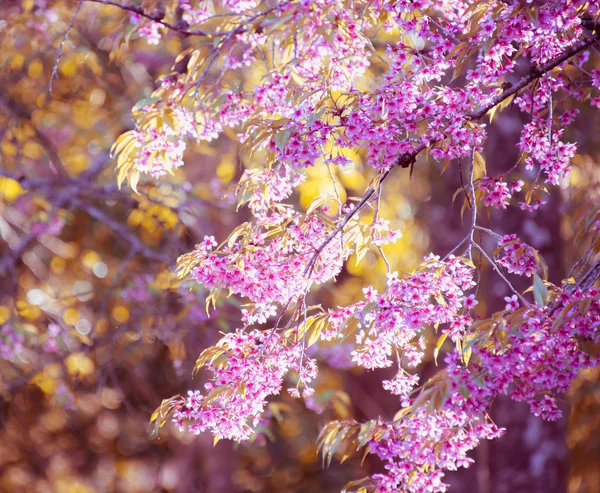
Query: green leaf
132,96,160,113
274,130,291,152
533,273,549,306
357,420,377,448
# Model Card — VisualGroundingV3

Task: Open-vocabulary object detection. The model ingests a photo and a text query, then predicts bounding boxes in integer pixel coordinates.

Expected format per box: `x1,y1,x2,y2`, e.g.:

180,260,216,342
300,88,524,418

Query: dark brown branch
0,88,68,176
0,193,72,276
308,30,600,278
71,198,170,263
467,32,600,120
84,0,217,37
571,258,600,294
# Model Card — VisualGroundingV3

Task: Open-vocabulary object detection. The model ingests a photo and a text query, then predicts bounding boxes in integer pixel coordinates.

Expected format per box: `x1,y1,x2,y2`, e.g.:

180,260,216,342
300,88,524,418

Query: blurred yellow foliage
66,353,95,379
0,177,26,202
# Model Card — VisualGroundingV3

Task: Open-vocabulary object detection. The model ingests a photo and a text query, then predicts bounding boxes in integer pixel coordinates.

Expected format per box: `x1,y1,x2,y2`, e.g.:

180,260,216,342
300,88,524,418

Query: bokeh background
0,1,599,492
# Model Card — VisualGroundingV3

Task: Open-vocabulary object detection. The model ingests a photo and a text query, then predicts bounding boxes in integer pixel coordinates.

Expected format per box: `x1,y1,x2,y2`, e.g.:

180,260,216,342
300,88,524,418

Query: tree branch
468,34,600,120
84,0,218,37
307,30,600,277
0,88,68,176
71,198,170,263
50,0,84,93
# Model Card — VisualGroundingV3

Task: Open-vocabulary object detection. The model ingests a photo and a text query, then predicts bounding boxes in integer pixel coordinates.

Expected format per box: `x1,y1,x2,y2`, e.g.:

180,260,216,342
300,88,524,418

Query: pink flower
497,235,539,277
504,295,519,312
463,294,478,309
478,177,512,209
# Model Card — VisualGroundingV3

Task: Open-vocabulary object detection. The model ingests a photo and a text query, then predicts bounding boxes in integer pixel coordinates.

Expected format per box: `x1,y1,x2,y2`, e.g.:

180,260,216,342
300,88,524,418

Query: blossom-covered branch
38,0,600,491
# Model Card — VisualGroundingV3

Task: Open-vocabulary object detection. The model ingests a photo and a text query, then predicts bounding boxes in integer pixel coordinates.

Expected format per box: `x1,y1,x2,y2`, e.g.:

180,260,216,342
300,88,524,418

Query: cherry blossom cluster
186,213,352,325
120,0,375,179
234,165,305,222
518,122,577,185
370,370,503,493
179,1,211,25
324,255,476,401
366,284,600,492
115,0,600,187
130,120,188,178
477,177,512,209
129,13,161,45
370,219,402,247
110,0,600,490
172,329,317,441
477,177,525,209
496,234,540,277
473,290,600,421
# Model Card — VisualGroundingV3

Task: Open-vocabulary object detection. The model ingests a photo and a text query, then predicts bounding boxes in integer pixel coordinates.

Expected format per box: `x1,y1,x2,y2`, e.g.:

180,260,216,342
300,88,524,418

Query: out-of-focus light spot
30,370,56,395
50,256,66,274
66,353,95,379
41,409,67,432
398,203,412,218
88,140,102,155
89,88,106,107
59,57,77,77
0,177,25,202
0,306,9,324
160,463,180,490
127,209,143,227
96,317,109,335
62,242,78,259
10,53,24,70
156,270,177,290
0,141,17,157
22,141,43,159
93,261,108,278
64,308,79,326
27,288,48,306
65,153,89,173
76,318,92,335
101,388,121,410
97,413,119,439
16,300,41,320
27,58,43,79
74,281,93,301
217,159,235,183
82,250,101,270
111,306,129,323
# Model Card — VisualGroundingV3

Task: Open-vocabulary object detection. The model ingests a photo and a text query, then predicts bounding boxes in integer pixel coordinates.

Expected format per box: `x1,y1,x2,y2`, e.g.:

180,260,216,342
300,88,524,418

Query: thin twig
472,242,530,306
547,90,553,143
50,0,84,93
442,235,470,262
372,183,391,273
467,148,477,260
474,225,503,240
